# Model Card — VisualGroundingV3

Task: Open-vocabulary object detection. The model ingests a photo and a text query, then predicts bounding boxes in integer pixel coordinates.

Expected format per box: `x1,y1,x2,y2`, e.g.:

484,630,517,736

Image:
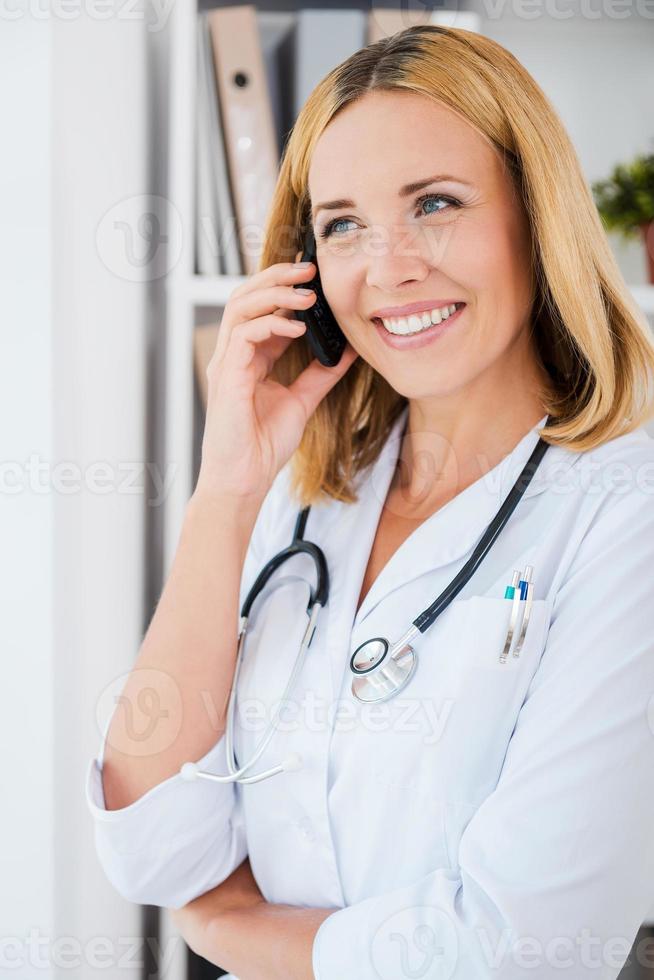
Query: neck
392,357,552,513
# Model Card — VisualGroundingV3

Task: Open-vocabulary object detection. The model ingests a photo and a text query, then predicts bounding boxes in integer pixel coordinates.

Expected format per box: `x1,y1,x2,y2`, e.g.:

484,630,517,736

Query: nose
364,224,432,293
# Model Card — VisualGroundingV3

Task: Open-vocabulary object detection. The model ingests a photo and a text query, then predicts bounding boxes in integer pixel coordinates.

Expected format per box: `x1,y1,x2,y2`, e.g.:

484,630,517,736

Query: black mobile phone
292,225,346,367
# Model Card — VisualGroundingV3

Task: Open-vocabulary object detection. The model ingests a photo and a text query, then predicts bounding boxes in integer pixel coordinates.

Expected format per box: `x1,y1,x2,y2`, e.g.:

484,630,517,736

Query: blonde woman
86,25,654,980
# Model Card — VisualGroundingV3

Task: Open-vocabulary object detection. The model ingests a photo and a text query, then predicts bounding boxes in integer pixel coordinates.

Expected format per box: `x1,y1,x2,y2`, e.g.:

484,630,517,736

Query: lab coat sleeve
85,467,291,909
312,480,654,980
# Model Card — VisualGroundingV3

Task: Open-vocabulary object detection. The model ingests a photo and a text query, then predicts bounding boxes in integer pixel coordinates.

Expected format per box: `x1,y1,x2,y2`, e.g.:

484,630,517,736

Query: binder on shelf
196,15,221,275
258,11,296,157
294,8,367,118
207,5,280,278
367,7,482,43
196,12,244,278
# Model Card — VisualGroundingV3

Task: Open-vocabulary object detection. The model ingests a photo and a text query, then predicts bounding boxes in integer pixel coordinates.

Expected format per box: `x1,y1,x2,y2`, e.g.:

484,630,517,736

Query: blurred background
1,1,653,978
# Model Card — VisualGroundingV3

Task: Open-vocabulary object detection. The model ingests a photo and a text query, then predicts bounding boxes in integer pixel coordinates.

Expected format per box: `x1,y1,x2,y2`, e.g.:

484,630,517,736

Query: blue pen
512,565,534,658
500,570,523,662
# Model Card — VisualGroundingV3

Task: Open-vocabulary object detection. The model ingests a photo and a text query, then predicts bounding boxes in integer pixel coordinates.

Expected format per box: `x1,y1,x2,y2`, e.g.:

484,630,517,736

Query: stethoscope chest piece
350,635,418,703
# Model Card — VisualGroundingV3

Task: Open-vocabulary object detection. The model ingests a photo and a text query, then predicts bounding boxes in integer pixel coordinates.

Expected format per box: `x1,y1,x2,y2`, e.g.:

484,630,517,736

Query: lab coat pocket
431,594,552,805
456,594,551,674
363,593,552,812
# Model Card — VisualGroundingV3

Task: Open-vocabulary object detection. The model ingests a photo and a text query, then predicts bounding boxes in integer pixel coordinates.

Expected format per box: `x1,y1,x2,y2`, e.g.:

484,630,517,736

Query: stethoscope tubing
181,414,552,785
224,602,321,783
411,432,550,634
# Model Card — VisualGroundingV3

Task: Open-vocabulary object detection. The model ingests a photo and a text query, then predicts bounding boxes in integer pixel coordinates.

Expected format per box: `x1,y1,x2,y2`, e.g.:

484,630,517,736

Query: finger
233,284,316,325
222,315,307,378
215,285,315,364
287,342,360,420
250,328,302,383
228,258,315,302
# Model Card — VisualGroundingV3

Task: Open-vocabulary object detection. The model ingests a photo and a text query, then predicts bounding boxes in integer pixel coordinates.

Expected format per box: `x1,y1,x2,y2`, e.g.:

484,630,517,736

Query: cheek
452,218,532,324
321,266,366,334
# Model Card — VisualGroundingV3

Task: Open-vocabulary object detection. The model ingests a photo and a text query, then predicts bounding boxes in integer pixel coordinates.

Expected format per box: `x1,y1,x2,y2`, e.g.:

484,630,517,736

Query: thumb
288,342,359,418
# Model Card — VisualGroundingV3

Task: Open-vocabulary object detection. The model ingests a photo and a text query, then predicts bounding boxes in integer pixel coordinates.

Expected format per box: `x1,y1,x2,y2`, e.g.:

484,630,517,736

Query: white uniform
86,407,654,979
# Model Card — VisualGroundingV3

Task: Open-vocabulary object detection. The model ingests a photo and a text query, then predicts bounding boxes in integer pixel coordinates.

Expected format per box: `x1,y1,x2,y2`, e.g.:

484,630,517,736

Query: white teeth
380,304,459,336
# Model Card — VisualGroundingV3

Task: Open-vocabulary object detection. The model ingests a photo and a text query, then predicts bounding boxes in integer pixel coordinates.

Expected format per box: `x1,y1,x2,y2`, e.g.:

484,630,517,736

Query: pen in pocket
499,565,535,663
512,565,534,658
499,569,523,662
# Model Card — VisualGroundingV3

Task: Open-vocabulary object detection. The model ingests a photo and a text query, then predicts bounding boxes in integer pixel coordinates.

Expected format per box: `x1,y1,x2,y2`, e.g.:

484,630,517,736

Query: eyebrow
310,174,474,221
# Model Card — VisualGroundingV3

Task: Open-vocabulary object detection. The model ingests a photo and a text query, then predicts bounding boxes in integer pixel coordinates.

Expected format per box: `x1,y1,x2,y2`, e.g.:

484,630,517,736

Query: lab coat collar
324,405,581,636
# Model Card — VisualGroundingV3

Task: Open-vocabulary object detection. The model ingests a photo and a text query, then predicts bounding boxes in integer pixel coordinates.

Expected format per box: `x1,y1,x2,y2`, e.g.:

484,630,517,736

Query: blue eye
320,216,355,238
317,192,461,240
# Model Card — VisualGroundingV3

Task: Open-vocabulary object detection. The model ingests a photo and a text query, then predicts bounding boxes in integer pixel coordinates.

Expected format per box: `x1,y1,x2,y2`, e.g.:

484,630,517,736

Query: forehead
308,90,498,200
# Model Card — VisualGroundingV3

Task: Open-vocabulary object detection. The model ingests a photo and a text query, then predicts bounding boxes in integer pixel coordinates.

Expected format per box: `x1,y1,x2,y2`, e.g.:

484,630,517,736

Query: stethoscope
180,416,551,787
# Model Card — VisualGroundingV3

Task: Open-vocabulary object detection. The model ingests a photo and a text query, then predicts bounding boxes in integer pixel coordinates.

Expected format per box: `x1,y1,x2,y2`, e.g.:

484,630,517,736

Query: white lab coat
86,406,654,979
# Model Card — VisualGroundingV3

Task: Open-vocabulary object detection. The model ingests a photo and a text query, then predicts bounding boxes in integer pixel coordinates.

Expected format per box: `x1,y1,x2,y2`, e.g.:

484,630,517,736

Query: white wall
1,6,156,979
0,15,55,977
475,4,654,286
51,9,151,979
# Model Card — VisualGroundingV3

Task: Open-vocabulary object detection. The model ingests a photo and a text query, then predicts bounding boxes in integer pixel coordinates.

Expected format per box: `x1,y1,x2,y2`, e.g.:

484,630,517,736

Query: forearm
205,903,336,980
102,489,265,809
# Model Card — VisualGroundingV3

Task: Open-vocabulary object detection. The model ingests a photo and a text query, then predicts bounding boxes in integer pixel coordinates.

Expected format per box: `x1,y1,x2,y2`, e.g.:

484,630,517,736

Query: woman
86,25,654,980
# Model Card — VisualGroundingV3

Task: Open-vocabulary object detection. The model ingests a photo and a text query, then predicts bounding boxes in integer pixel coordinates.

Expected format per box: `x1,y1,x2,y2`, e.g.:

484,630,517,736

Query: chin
381,371,467,402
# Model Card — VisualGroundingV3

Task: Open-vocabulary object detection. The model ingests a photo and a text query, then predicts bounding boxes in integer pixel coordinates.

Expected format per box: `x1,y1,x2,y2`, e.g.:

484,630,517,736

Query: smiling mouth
372,302,466,336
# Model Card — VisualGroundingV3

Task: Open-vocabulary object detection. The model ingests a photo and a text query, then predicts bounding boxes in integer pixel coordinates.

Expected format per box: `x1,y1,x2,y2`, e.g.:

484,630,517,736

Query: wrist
187,485,267,525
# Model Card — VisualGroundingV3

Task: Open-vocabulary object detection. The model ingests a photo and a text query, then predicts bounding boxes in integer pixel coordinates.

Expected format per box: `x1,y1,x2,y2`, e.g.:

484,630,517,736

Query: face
308,90,542,405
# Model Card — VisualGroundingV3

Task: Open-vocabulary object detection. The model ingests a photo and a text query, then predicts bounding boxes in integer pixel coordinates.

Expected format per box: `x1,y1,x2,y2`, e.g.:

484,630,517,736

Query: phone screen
292,224,347,367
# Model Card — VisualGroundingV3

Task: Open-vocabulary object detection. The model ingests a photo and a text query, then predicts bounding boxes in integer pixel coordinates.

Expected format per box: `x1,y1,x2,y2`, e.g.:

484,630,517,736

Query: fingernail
296,261,313,268
296,288,314,295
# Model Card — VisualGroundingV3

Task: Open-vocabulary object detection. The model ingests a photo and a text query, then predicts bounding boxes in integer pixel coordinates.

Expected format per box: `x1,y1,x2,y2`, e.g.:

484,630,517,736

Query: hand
170,858,265,960
196,254,359,501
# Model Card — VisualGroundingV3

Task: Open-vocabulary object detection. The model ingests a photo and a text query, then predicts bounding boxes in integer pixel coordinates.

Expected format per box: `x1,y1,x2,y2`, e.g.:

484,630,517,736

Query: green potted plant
592,152,654,284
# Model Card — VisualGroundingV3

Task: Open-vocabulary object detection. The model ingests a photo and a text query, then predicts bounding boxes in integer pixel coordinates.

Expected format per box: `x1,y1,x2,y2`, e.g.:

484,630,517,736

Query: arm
308,487,654,979
102,488,266,809
170,859,336,980
85,472,287,908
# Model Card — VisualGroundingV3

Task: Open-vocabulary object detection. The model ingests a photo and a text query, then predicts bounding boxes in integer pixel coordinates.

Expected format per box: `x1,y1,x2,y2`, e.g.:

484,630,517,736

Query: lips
370,299,465,319
371,302,466,332
373,302,466,351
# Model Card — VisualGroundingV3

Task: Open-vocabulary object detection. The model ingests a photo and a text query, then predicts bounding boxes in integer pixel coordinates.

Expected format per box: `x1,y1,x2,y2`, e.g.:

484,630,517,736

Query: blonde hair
260,24,654,507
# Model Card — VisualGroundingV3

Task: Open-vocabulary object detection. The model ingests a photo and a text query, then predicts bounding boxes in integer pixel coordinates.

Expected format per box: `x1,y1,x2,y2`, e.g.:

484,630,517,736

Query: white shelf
187,272,245,306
